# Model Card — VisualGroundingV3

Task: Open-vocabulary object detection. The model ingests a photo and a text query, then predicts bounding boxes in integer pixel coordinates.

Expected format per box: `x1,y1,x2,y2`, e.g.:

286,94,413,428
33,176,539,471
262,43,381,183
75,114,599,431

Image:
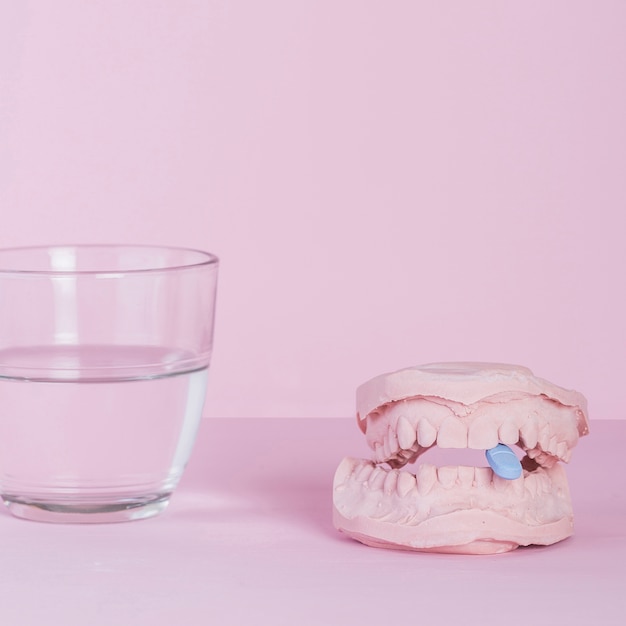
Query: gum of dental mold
357,362,589,438
486,443,522,480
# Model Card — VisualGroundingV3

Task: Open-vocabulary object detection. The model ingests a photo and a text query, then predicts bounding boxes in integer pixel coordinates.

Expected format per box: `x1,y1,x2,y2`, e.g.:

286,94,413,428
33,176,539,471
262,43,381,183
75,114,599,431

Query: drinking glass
0,244,219,522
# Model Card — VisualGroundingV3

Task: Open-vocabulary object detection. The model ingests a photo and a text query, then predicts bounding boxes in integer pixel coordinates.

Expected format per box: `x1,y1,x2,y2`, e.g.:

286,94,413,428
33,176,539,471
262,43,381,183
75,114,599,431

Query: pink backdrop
1,1,624,419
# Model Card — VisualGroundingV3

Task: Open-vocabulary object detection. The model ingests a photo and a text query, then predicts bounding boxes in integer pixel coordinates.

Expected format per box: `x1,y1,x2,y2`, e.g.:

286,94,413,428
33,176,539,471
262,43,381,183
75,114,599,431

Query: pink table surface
0,418,624,625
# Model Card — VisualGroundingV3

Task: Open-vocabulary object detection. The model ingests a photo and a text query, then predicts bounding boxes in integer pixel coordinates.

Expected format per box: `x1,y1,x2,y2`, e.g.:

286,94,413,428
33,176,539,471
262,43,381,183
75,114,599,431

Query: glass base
2,493,171,523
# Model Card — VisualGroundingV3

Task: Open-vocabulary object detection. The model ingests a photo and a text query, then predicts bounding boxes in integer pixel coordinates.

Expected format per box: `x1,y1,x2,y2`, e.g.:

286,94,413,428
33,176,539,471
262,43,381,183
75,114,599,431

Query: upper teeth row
366,398,580,465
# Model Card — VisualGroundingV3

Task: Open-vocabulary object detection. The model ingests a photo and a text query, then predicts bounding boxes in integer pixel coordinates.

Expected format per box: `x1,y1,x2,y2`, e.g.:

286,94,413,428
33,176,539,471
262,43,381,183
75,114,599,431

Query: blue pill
485,443,522,480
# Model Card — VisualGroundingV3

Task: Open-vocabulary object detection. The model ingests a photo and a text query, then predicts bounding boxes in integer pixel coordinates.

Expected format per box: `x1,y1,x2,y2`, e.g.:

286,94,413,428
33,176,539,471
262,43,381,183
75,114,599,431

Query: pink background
1,1,624,419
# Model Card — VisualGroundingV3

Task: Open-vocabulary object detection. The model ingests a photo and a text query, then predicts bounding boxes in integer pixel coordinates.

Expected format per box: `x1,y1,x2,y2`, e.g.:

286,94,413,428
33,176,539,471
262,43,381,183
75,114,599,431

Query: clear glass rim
0,244,219,276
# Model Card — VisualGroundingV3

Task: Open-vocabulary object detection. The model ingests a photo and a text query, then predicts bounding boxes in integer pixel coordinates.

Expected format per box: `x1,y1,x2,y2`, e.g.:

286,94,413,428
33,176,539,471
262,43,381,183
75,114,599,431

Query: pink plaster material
333,363,590,555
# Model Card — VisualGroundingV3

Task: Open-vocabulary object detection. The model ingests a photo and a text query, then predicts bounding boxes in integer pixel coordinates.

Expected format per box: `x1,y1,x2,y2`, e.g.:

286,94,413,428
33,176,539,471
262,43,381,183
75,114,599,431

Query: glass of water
0,244,219,523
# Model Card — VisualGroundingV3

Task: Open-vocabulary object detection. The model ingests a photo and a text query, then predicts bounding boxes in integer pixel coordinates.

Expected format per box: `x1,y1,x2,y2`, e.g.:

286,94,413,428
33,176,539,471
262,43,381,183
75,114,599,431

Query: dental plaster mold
333,363,589,555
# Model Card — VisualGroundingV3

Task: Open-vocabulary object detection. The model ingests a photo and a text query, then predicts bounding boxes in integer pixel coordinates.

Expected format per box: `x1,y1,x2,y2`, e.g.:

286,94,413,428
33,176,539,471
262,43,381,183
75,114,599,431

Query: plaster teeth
458,466,474,487
534,451,558,468
498,421,519,446
556,441,567,459
388,454,410,470
467,415,499,449
417,419,437,447
398,449,416,462
383,469,398,495
396,416,417,450
368,467,386,490
538,424,551,450
374,443,385,463
547,436,558,455
520,416,539,448
416,464,437,495
397,471,416,497
474,467,492,488
356,463,374,483
437,417,467,448
437,466,458,489
382,433,392,458
386,428,399,456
